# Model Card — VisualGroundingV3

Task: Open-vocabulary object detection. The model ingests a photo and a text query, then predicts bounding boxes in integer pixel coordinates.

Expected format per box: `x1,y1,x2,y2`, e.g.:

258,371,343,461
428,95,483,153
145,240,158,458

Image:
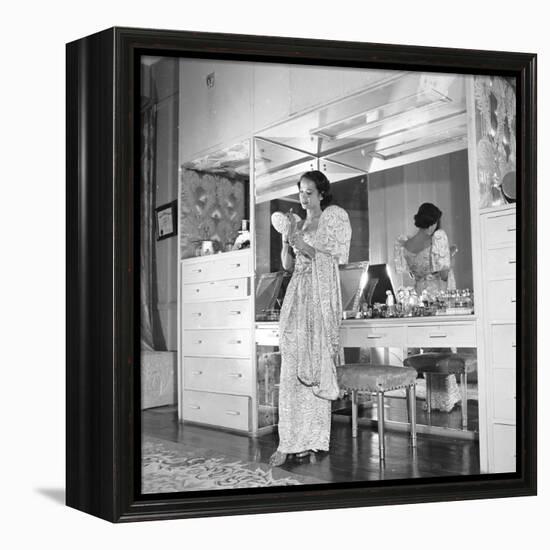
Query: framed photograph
66,27,536,523
155,200,177,240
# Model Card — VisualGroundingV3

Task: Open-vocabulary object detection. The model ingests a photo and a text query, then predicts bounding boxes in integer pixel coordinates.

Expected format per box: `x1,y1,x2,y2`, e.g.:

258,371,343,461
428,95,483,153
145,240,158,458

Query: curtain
140,97,157,351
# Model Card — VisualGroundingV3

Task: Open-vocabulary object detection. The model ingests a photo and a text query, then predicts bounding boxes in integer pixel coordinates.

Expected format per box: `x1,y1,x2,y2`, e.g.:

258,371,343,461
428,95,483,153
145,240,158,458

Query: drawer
487,279,516,321
184,357,252,395
407,323,476,348
182,277,248,302
491,323,517,367
492,423,516,473
492,369,516,422
182,390,250,431
183,299,251,329
343,325,406,349
255,326,281,346
486,245,516,280
485,210,517,247
183,329,251,357
182,251,251,284
208,251,251,281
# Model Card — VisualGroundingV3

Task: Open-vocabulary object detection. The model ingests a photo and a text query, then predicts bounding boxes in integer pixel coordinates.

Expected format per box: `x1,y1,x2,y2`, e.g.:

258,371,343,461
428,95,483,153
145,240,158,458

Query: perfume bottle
385,290,396,317
232,219,251,250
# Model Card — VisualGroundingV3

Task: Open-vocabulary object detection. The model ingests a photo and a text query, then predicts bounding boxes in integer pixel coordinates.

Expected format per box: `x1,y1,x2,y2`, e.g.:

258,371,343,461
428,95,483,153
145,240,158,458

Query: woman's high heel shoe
294,451,310,458
269,451,288,467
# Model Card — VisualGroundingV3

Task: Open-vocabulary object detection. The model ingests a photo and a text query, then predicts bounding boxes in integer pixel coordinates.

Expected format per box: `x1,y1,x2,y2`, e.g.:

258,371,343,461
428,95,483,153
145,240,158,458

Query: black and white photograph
4,0,548,542
139,55,520,493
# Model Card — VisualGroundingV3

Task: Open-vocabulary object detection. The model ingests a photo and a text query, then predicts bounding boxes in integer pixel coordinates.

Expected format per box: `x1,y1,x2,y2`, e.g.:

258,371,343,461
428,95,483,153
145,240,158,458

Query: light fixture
310,89,452,141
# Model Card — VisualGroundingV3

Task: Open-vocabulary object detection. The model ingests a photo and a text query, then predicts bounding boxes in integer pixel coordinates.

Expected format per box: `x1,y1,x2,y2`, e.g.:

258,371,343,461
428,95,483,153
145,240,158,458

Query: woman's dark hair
414,202,442,229
297,170,333,209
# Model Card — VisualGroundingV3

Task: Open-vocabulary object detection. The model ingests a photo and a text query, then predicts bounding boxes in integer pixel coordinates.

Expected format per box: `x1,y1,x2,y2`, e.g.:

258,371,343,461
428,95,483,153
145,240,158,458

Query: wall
368,149,473,290
151,58,180,351
179,58,396,162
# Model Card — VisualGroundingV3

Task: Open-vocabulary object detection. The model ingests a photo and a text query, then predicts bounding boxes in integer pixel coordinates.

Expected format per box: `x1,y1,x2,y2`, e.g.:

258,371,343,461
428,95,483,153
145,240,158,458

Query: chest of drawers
481,206,517,473
179,249,255,433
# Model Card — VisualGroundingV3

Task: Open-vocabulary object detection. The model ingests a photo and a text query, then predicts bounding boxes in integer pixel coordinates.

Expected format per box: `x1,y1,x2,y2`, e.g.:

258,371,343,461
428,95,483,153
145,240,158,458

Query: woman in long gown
394,202,461,412
269,171,351,467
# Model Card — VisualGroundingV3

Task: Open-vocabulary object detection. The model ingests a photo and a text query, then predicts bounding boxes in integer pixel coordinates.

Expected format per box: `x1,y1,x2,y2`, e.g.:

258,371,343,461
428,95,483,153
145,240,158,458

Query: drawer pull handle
510,298,517,303
192,312,202,317
191,370,203,376
228,372,243,378
230,339,243,345
229,310,242,315
512,343,516,348
367,334,385,339
195,289,200,293
225,410,241,416
429,332,447,338
191,268,202,273
508,259,516,264
231,263,241,268
507,226,516,232
194,340,203,344
188,405,200,410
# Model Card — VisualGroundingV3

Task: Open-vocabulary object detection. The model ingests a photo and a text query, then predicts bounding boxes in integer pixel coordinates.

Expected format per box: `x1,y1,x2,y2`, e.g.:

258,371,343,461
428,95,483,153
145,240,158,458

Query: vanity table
256,315,476,350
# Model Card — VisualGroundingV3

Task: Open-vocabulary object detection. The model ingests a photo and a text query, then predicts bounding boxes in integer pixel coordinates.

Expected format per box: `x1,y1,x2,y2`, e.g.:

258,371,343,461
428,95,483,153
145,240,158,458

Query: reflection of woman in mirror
394,202,461,412
269,171,352,466
395,203,450,294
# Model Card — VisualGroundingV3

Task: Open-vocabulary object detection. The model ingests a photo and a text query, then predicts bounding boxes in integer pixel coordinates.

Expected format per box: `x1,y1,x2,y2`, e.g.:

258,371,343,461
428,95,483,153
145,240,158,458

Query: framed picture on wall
155,200,177,240
66,27,537,523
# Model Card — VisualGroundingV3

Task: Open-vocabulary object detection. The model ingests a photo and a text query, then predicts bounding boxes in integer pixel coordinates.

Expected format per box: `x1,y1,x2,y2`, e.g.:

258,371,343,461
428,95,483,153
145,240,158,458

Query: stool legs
351,390,358,438
377,390,385,461
425,374,432,424
347,385,416,462
460,372,468,430
407,383,417,448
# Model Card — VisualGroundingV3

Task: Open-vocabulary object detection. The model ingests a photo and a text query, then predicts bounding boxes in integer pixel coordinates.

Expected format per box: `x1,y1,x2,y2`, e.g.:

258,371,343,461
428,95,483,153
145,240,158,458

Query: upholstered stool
403,352,468,429
337,364,418,461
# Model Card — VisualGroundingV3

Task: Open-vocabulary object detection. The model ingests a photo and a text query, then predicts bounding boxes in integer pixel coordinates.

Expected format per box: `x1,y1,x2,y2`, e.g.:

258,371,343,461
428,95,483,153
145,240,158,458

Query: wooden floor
142,405,480,482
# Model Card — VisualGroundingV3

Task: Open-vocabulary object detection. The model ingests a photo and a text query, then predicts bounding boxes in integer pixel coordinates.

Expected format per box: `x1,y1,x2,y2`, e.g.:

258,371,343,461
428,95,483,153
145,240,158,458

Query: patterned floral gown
395,229,461,412
276,206,351,454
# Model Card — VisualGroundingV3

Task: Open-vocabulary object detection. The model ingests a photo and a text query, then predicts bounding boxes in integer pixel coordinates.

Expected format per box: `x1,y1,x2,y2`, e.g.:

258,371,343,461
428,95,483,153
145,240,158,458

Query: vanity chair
403,352,468,429
337,364,418,461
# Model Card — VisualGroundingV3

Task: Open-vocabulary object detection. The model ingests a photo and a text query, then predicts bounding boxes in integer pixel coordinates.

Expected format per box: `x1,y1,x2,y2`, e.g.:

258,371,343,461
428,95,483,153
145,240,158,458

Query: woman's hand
290,231,315,259
291,231,305,250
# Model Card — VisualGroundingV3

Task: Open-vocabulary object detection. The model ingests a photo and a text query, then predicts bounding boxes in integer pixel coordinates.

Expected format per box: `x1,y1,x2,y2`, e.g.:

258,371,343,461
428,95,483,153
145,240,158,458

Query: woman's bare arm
281,236,294,271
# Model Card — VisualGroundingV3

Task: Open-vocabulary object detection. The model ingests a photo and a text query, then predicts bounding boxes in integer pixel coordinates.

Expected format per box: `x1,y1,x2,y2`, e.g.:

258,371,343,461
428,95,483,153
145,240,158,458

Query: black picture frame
66,26,537,523
155,200,177,241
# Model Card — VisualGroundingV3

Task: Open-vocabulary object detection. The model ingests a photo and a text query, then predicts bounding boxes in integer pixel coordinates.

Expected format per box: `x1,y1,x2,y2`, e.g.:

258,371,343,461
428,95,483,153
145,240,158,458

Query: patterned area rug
142,435,326,493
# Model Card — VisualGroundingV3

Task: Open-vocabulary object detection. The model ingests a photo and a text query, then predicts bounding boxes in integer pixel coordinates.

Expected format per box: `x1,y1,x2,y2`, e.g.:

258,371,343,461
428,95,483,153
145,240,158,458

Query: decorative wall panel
473,76,516,208
179,169,247,259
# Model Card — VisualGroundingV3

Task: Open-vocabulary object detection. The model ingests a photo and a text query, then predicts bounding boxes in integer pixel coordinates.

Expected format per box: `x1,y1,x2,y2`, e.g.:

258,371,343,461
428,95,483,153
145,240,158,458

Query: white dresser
179,249,256,433
480,205,517,473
